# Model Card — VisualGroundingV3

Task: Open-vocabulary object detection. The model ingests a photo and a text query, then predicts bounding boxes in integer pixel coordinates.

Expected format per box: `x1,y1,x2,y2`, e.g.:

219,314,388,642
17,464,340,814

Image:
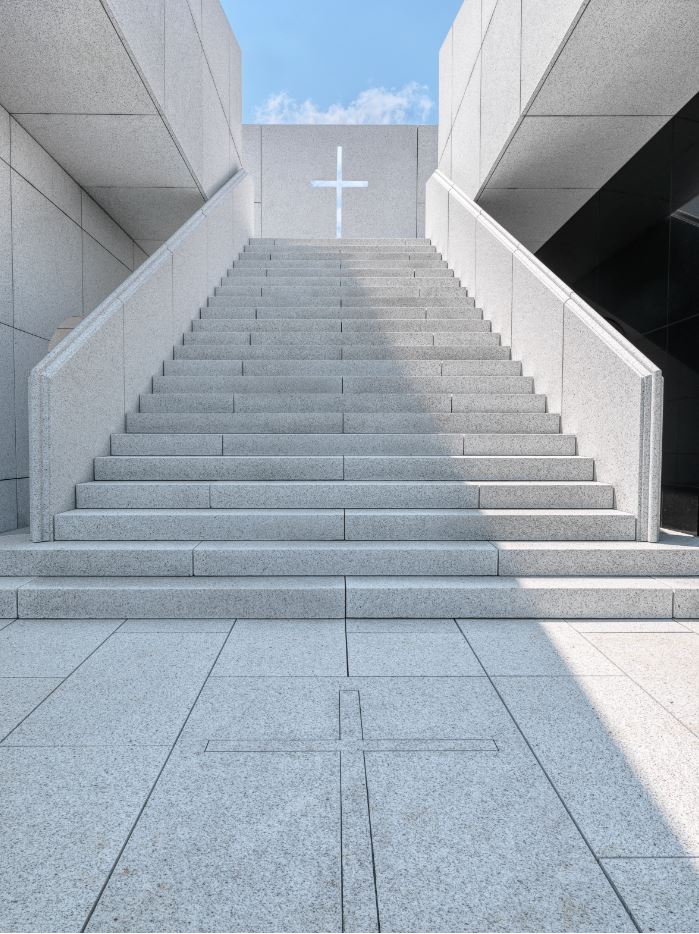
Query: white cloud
253,82,434,125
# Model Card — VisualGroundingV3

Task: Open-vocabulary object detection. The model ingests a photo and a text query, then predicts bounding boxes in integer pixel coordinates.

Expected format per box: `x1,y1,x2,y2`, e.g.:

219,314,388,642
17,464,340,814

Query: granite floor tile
347,631,484,676
569,619,693,633
0,677,61,738
366,749,634,932
86,750,341,933
120,618,235,633
680,619,699,634
0,745,165,932
583,632,699,733
212,619,346,676
601,857,699,933
178,676,341,749
346,618,458,633
495,675,699,857
4,632,226,747
458,619,623,677
0,618,123,677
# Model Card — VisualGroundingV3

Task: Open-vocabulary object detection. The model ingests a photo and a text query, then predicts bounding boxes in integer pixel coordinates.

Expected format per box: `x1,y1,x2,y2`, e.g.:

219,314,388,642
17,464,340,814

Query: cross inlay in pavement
1,617,698,932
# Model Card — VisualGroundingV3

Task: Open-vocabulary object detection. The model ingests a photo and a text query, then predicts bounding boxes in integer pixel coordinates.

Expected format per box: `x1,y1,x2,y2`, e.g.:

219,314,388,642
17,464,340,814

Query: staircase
2,237,699,619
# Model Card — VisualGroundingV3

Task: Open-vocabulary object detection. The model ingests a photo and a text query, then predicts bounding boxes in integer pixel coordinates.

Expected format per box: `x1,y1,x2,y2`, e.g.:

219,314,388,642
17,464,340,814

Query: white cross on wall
311,146,368,239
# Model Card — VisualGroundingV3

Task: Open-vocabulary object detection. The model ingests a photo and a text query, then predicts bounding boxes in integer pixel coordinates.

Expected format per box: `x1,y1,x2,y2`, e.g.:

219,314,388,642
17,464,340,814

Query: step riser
139,394,547,414
173,345,512,361
191,318,492,332
162,360,523,377
151,376,534,394
94,455,592,481
54,512,636,542
201,306,482,319
13,577,675,620
181,332,502,346
208,295,474,307
76,481,614,510
126,412,558,433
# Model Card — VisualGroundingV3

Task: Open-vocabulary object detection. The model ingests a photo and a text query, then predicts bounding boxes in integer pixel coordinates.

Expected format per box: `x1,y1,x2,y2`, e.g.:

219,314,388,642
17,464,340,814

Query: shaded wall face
0,104,145,533
243,125,437,238
538,92,699,533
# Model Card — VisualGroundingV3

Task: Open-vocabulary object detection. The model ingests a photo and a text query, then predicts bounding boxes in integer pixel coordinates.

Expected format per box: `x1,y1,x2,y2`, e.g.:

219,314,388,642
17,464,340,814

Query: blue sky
221,0,463,124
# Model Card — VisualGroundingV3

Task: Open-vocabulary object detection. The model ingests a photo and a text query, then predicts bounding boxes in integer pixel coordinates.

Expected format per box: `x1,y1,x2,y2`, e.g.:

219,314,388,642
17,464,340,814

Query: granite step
172,344,513,361
11,576,683,620
53,508,636,543
125,412,559,434
151,375,533,394
181,330,501,346
113,433,576,456
201,304,482,318
94,454,592,482
139,393,547,414
75,480,614,510
191,317,491,331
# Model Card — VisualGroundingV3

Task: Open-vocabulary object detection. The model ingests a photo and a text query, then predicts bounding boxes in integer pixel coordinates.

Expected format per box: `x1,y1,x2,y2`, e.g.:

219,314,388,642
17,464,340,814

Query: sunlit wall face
538,92,699,534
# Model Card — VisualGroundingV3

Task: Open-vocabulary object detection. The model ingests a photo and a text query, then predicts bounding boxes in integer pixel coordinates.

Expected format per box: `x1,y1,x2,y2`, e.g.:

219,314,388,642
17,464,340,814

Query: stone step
342,509,636,542
172,344,512,361
75,480,614,510
151,375,533,394
126,412,558,434
201,305,483,319
0,534,197,576
139,393,547,414
54,509,346,541
215,284,464,298
222,275,460,288
343,456,593,481
249,238,433,246
231,262,454,278
54,508,635,542
226,268,455,278
191,317,491,332
96,455,346,481
114,432,575,456
11,575,682,619
209,294,473,307
161,359,524,378
344,576,675,618
95,454,592,481
495,538,699,576
192,541,497,576
16,576,346,619
181,331,502,346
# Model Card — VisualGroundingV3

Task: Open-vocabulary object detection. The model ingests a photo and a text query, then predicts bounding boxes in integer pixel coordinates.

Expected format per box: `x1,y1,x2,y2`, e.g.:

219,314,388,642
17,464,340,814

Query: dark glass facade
538,92,699,533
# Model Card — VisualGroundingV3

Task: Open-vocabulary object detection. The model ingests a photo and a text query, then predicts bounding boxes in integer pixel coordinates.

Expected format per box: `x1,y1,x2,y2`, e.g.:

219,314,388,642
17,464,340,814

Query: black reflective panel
537,89,699,531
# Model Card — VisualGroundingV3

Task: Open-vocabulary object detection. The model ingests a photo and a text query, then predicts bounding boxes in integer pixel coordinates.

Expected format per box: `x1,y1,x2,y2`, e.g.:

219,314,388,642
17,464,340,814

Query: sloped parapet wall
28,171,254,542
426,169,663,542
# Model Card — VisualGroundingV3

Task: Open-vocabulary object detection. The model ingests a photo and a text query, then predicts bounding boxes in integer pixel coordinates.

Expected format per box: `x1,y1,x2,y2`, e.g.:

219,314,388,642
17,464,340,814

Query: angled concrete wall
243,125,437,238
0,0,242,252
0,103,147,532
440,0,699,250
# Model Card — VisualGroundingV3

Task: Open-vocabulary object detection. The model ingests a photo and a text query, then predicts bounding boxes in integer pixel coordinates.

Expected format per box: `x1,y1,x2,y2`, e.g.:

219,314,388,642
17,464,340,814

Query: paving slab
0,677,62,738
583,632,699,733
119,618,234,633
0,618,123,677
86,750,341,933
458,619,623,677
568,618,693,633
212,619,347,676
0,745,165,932
179,676,341,750
346,618,459,633
495,675,699,857
4,632,225,747
347,631,483,676
601,857,699,933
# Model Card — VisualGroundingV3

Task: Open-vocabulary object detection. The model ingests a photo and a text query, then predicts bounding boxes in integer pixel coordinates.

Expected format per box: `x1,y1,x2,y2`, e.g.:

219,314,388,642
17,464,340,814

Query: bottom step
8,575,694,619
